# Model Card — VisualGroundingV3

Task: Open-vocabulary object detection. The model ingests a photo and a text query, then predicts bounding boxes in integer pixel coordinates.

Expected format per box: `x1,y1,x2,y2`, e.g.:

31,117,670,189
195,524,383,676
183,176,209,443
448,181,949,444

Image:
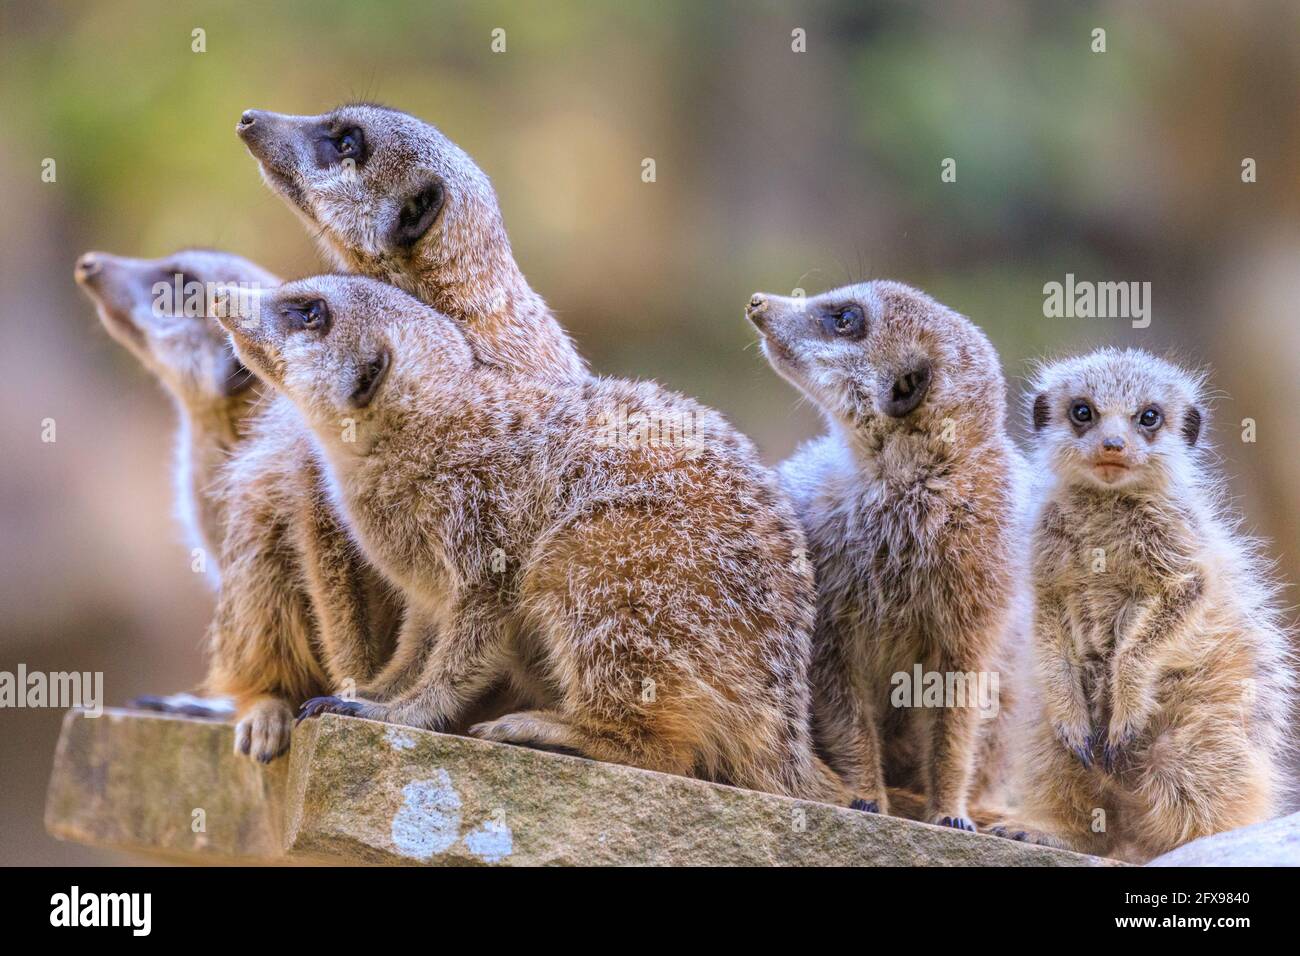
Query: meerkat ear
219,343,257,397
349,347,391,409
1031,393,1050,431
1182,405,1203,446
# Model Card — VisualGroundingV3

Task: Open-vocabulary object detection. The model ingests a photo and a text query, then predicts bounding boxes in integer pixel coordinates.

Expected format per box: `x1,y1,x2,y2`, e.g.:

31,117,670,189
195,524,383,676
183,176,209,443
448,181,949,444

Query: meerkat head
746,281,1005,439
215,274,473,441
236,104,511,310
1028,348,1207,492
74,248,275,405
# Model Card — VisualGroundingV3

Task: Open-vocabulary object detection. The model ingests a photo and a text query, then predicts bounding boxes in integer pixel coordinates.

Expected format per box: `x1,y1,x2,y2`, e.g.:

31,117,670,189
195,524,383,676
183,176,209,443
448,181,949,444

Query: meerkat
74,248,279,721
74,248,273,579
235,102,586,386
214,275,848,805
214,102,591,759
746,282,1030,830
987,349,1295,861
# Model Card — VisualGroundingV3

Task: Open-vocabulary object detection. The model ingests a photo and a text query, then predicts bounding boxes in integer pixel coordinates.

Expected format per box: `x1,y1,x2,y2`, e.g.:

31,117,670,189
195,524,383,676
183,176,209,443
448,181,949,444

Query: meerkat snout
74,252,102,284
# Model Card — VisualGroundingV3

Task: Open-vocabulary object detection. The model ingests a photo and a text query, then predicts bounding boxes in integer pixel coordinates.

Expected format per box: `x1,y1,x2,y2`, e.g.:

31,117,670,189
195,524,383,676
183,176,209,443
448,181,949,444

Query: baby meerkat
215,275,848,805
74,248,272,578
989,349,1295,861
747,282,1029,830
235,102,585,385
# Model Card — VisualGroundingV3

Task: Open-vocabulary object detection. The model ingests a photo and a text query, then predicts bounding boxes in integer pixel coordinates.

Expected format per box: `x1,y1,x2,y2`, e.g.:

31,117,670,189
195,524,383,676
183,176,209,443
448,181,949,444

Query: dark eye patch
281,298,330,333
818,304,867,339
1069,399,1095,431
1137,405,1163,430
390,181,445,249
312,123,368,167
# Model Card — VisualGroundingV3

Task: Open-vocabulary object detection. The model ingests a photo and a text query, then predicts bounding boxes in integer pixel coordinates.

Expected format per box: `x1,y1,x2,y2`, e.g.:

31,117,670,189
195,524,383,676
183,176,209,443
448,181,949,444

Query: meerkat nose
1102,436,1126,452
746,294,770,326
236,110,262,137
74,253,102,284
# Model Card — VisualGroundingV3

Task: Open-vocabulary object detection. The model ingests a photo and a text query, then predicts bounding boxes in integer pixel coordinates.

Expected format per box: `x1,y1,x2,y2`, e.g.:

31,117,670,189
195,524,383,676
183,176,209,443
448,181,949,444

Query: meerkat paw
849,793,888,814
469,710,590,757
234,698,293,763
930,812,978,833
1052,720,1096,770
1102,714,1145,773
987,822,1071,849
296,695,371,723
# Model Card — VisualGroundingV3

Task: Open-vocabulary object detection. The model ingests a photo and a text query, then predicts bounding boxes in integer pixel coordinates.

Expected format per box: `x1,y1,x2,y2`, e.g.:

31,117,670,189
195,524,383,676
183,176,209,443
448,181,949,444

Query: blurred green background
2,0,1298,863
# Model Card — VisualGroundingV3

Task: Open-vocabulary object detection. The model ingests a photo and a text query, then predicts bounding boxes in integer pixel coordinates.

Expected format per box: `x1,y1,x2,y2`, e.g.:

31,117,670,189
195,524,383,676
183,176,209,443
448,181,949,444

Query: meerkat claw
988,825,1030,841
1102,730,1135,773
297,696,364,723
849,798,880,813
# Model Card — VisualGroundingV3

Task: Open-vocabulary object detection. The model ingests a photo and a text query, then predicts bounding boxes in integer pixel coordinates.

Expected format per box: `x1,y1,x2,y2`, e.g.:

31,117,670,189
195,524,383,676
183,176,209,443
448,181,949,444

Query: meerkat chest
1035,497,1193,653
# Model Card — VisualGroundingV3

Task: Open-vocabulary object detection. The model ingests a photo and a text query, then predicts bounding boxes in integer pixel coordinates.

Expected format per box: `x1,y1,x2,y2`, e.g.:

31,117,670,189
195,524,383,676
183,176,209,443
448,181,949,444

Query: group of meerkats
74,103,1295,864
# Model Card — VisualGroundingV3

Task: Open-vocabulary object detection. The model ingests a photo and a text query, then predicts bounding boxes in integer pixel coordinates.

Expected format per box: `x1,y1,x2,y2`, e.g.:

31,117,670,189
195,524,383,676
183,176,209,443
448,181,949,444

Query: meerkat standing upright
74,248,277,720
746,282,1029,829
217,275,848,806
211,103,591,760
989,349,1294,861
74,248,273,579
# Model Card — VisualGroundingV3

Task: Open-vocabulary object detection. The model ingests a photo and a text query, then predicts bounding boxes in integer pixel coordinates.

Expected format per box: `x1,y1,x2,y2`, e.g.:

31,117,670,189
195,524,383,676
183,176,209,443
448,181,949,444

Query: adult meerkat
74,248,275,721
235,102,585,386
747,282,1029,829
74,248,272,577
216,103,587,760
216,275,847,805
989,349,1295,861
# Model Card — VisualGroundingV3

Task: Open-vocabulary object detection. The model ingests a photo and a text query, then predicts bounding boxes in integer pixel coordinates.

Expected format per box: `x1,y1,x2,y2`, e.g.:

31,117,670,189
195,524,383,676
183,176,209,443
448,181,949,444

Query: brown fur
990,349,1296,862
217,275,847,805
747,282,1030,829
203,398,402,760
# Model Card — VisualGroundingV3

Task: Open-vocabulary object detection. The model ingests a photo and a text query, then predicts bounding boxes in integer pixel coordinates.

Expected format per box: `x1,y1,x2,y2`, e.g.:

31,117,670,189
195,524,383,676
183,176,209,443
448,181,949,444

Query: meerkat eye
1070,401,1094,424
1138,407,1162,429
391,181,445,248
822,305,866,338
313,126,366,167
333,128,364,161
283,299,330,333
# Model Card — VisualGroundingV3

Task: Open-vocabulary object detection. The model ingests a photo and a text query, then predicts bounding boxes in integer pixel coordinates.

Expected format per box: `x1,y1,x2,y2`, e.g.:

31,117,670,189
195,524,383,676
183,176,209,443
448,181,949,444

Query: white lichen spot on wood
462,818,513,863
391,771,461,860
384,726,417,750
